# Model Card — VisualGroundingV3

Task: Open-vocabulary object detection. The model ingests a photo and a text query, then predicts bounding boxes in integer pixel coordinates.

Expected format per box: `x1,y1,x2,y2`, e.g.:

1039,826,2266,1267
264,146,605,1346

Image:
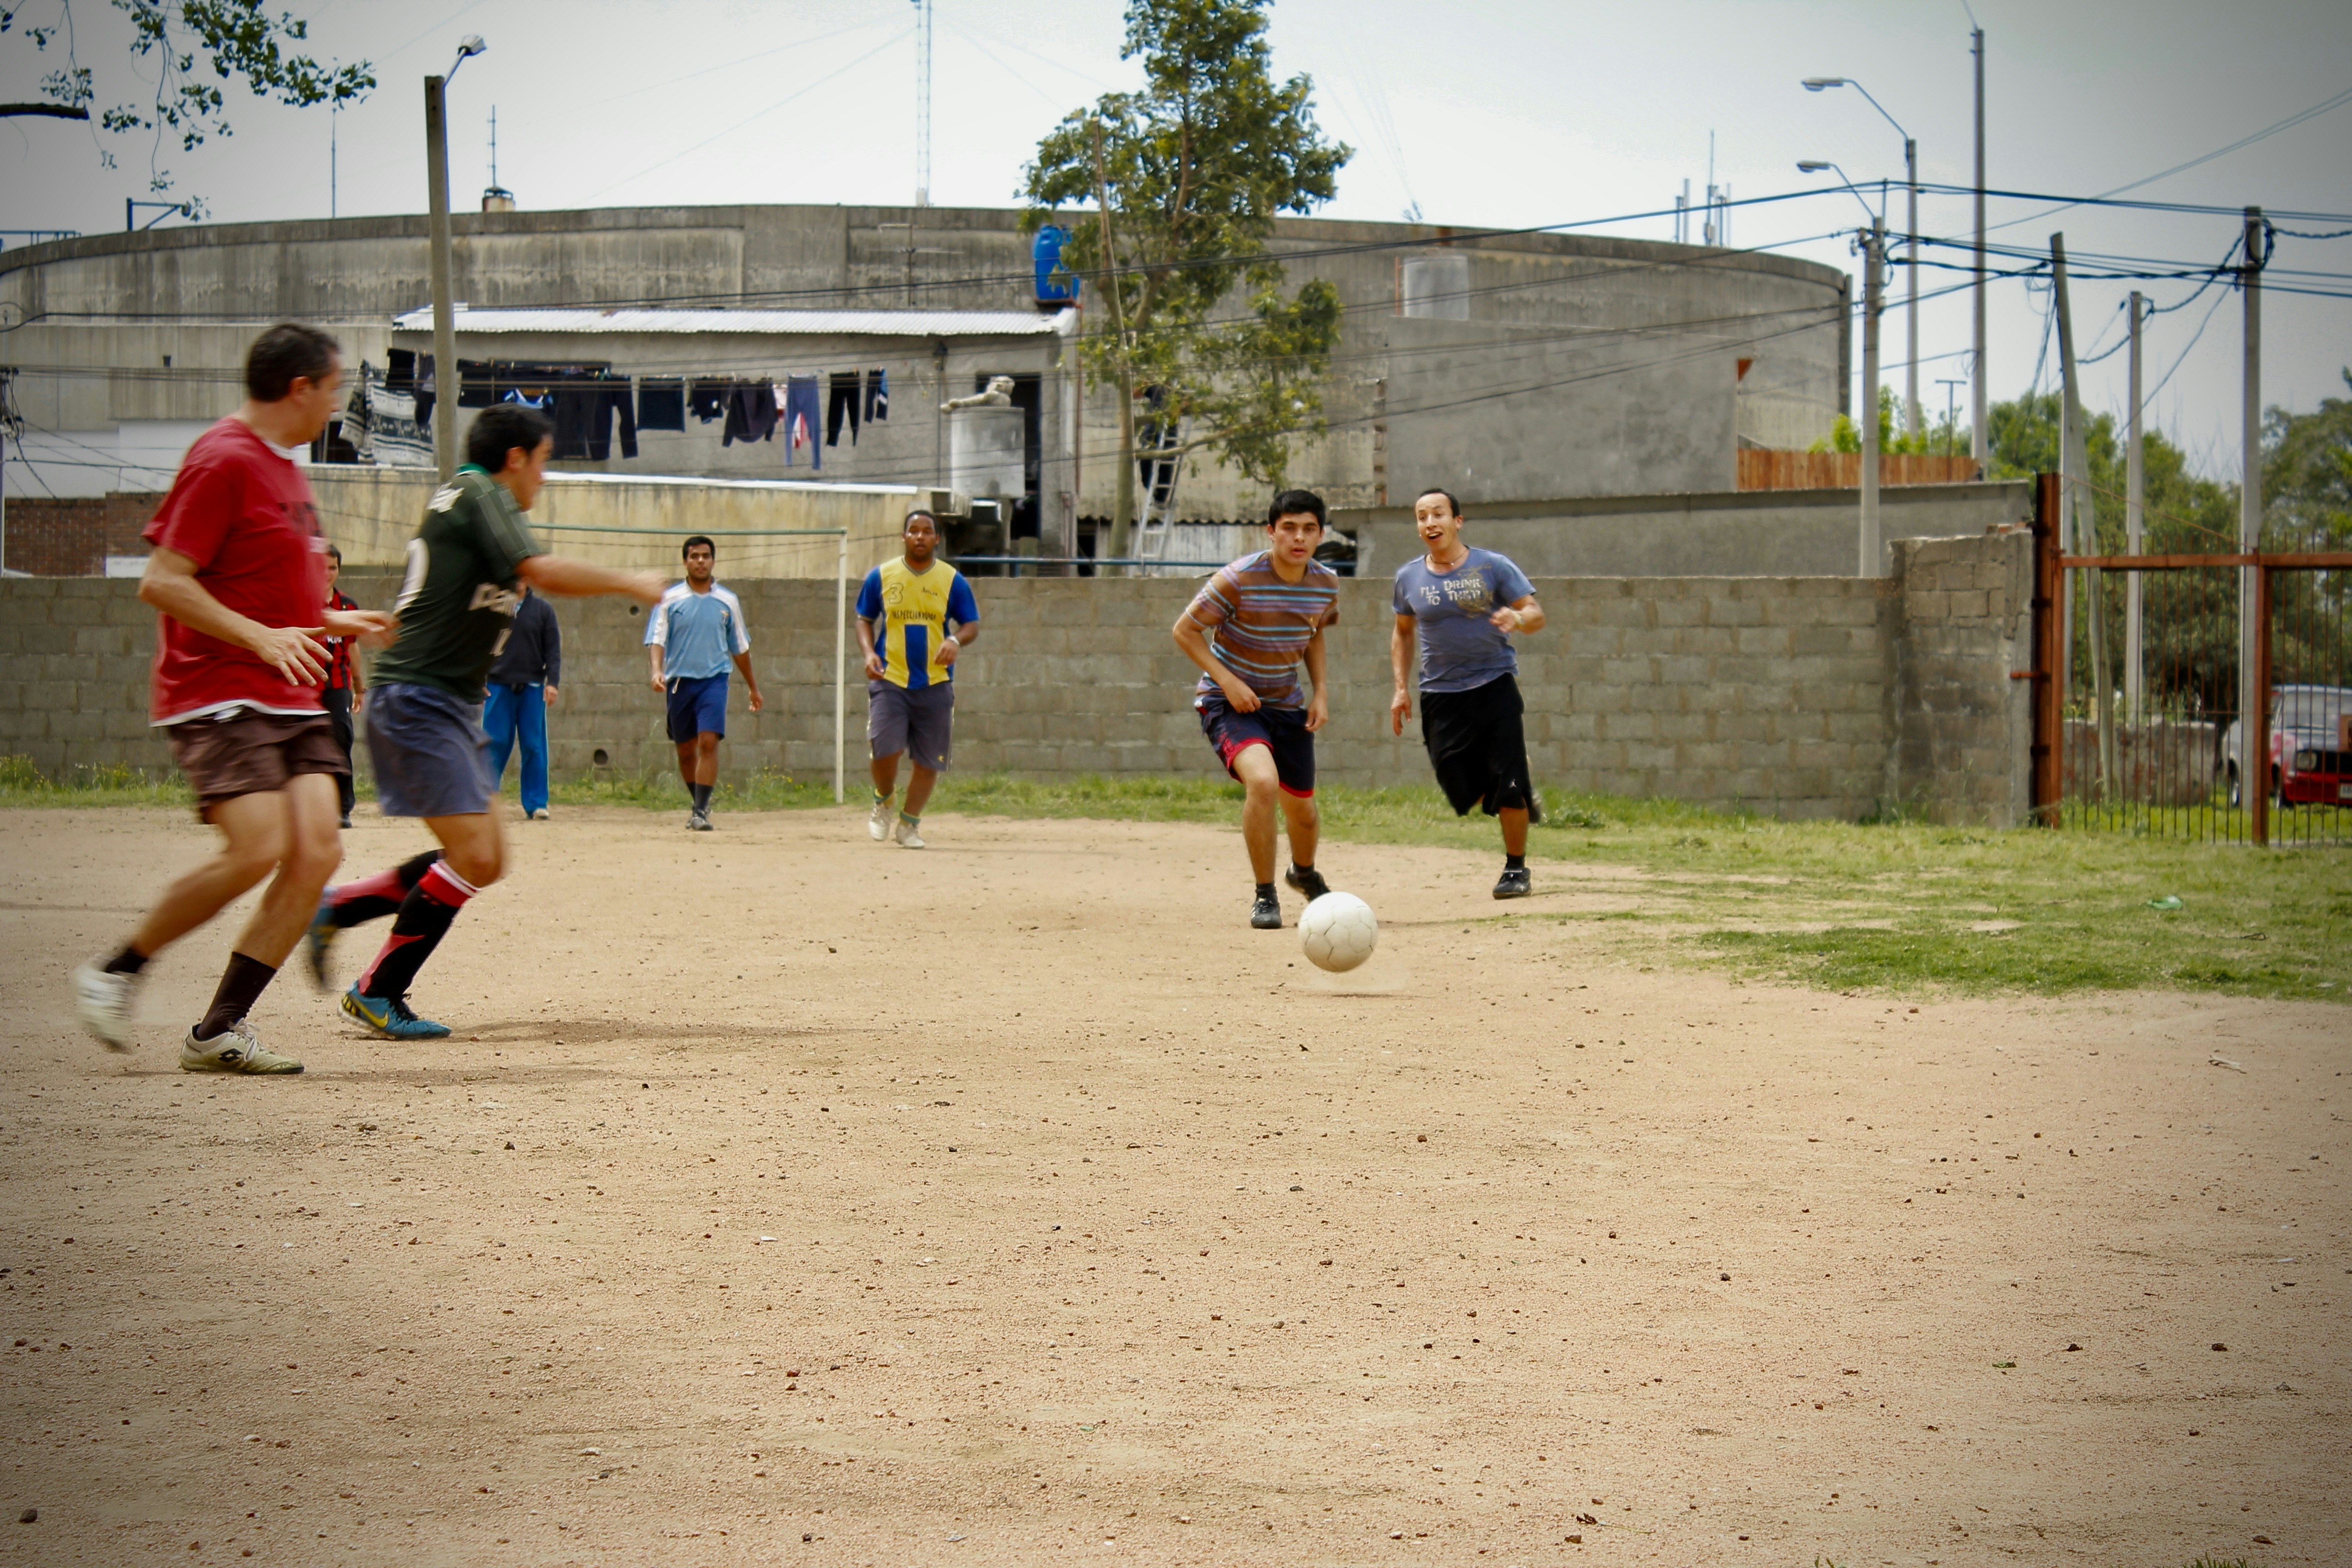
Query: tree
1810,385,1959,456
1020,0,1349,564
3,0,372,212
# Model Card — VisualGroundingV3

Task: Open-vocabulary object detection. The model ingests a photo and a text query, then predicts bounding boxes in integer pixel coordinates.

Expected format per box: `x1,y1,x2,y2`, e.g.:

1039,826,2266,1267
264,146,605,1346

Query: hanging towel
637,378,686,431
826,371,861,447
784,375,822,470
864,367,889,423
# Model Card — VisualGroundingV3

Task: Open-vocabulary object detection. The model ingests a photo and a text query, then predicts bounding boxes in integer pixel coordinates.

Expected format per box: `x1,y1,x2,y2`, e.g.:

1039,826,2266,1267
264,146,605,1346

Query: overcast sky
6,0,2348,474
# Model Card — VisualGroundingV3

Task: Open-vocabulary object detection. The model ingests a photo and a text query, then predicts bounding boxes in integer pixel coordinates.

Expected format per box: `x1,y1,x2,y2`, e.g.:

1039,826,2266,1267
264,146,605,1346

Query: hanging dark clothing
552,382,638,461
783,376,822,469
723,380,777,446
637,379,686,431
865,368,889,423
690,380,731,423
826,372,861,447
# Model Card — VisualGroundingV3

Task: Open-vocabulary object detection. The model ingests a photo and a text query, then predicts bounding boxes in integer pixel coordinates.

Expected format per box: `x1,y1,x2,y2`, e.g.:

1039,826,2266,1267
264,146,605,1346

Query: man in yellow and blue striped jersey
854,510,980,848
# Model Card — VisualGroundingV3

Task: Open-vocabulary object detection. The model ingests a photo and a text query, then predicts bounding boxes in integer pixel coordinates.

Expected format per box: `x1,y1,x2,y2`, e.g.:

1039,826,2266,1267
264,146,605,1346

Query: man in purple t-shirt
1389,487,1546,899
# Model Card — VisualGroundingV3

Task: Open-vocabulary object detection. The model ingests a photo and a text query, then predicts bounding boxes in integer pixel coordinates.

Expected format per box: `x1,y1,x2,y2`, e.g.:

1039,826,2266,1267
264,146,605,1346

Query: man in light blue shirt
1389,488,1546,899
645,534,762,831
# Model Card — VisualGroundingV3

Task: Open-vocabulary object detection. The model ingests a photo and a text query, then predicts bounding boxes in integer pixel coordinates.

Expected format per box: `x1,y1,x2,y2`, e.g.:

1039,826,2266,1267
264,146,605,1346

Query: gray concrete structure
1342,480,2033,578
1,204,1849,529
0,531,2033,825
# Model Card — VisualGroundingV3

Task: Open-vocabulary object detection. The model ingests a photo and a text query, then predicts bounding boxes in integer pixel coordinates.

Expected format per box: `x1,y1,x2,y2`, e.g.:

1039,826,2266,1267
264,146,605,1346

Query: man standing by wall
72,323,396,1072
1172,489,1341,929
856,509,980,848
645,535,761,831
482,582,559,820
1389,488,1546,898
322,544,366,829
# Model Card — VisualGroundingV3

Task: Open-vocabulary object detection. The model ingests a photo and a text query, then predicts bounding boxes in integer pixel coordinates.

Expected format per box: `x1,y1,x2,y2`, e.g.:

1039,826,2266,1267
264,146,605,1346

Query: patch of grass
0,754,192,808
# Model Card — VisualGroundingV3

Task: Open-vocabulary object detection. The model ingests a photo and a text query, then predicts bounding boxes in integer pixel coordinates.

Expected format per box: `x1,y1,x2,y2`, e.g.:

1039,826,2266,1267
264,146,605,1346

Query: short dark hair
682,534,716,559
466,404,553,472
1414,487,1462,518
245,323,341,402
324,544,343,564
904,509,939,531
1265,488,1327,528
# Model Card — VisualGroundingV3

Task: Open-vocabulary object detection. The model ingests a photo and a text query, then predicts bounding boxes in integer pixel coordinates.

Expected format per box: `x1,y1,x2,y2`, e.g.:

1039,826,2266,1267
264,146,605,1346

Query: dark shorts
1197,692,1315,798
868,679,955,772
365,682,493,818
163,708,347,814
1420,673,1533,817
666,674,729,742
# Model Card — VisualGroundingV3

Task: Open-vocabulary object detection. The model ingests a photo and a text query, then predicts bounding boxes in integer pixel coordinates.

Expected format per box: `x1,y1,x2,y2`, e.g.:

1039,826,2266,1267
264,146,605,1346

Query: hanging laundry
637,378,686,431
865,367,889,424
826,371,861,447
783,375,822,470
551,380,638,461
722,380,777,446
501,387,553,409
364,377,433,469
690,380,731,423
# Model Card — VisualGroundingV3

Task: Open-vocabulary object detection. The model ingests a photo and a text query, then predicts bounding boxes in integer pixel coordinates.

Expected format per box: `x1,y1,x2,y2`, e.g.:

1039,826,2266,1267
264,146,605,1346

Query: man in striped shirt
1173,489,1342,929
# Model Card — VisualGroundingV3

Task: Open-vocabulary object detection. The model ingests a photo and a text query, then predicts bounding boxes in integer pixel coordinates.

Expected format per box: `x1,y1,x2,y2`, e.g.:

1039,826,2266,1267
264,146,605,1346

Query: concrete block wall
0,532,2034,825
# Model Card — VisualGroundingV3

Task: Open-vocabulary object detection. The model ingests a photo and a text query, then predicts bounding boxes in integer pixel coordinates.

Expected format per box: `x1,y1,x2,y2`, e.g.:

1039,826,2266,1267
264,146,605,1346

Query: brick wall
0,532,2035,824
2,494,159,576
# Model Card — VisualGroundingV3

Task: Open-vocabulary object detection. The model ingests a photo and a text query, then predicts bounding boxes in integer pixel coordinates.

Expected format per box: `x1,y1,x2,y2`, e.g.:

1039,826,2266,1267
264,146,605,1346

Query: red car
2225,685,2352,807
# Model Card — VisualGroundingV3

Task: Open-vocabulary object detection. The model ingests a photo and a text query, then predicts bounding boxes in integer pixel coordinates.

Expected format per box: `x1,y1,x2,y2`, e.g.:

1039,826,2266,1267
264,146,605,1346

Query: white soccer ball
1299,891,1378,973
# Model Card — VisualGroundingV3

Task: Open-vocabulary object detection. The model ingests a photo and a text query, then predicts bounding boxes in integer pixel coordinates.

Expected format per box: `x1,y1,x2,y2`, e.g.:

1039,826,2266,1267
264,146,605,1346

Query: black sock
1256,882,1278,901
691,783,713,811
326,850,443,928
103,943,148,977
195,952,277,1040
1506,854,1526,870
357,881,466,1001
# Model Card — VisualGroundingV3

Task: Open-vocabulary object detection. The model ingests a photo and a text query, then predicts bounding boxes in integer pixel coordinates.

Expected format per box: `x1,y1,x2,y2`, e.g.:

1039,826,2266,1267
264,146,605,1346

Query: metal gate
2034,472,2352,847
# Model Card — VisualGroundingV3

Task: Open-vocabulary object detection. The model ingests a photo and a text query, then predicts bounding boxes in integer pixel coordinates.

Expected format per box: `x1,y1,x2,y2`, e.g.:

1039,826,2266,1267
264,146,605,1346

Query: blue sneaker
341,986,451,1040
305,896,338,992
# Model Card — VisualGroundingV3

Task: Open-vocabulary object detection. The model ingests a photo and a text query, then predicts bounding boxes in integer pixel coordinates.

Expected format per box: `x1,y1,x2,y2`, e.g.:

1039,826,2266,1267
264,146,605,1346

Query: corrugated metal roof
388,305,1061,337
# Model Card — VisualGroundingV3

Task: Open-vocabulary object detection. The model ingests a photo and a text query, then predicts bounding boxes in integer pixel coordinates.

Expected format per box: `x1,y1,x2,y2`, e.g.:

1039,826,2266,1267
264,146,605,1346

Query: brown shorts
164,708,349,814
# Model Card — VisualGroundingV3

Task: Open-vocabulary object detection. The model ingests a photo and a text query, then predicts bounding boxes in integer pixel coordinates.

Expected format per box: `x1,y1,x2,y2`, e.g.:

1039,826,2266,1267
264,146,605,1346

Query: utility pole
912,0,932,208
1859,219,1882,577
1971,26,1988,476
425,72,457,480
2125,290,2145,723
1903,133,1919,442
2052,233,2114,800
2239,206,2264,825
1936,377,1964,455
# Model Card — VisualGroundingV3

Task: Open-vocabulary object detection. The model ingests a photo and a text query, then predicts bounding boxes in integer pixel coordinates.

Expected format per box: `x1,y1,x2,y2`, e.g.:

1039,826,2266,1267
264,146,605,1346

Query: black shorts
1420,673,1532,817
1197,693,1315,798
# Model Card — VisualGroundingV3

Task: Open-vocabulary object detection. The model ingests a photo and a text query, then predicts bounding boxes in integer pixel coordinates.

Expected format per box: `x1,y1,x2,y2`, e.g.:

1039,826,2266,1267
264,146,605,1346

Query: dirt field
0,804,2343,1567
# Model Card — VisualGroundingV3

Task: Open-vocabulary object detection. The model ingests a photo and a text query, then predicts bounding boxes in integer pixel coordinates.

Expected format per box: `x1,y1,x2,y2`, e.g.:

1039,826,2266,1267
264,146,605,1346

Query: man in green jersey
308,405,663,1038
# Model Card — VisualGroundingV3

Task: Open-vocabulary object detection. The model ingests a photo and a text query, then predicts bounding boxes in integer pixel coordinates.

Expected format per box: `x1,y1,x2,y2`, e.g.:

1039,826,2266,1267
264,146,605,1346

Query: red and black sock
194,952,277,1041
324,851,444,928
355,861,476,1002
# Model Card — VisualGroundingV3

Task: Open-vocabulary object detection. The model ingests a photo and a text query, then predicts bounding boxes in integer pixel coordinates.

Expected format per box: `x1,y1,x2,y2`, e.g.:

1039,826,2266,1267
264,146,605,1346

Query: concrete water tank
948,407,1025,500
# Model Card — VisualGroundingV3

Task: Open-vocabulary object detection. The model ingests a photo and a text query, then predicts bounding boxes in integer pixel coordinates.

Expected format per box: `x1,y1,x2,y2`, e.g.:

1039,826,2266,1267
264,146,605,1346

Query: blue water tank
1034,225,1078,304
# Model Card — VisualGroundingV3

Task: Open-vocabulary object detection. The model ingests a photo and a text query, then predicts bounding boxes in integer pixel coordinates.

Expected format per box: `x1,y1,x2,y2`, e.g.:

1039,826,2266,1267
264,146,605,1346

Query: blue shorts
666,674,729,742
868,679,955,772
1197,692,1315,798
365,682,493,818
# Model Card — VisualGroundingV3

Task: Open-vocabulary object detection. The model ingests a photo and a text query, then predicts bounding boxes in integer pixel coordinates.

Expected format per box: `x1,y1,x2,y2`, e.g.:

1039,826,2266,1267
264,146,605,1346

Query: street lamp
1803,75,1920,444
426,35,488,479
1795,160,1879,225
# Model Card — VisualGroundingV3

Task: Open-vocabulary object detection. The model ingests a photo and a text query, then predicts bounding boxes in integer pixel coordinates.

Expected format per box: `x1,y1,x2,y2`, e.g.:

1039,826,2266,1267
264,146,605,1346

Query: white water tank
948,406,1024,500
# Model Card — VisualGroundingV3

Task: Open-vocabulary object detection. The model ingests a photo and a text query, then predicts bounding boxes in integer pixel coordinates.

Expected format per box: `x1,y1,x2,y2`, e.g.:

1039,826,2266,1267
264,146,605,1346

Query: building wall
0,533,2033,825
2,206,1849,520
0,493,157,575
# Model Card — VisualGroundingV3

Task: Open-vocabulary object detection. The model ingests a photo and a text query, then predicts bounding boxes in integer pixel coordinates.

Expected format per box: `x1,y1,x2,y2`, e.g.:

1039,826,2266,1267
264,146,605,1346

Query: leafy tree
1811,386,1958,456
1020,0,1349,564
3,0,373,211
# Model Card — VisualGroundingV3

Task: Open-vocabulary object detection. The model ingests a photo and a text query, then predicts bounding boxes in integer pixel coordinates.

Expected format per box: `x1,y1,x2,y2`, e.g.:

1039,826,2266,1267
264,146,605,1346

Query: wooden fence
1738,451,1983,491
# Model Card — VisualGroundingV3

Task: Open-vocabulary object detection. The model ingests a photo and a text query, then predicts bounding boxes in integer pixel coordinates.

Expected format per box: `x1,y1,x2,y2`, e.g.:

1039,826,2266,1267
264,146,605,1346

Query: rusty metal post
2030,472,2063,823
2251,564,2272,847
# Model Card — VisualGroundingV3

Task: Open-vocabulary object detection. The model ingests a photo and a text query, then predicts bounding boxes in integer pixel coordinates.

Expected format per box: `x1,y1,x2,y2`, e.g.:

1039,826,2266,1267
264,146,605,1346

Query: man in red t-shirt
71,323,396,1073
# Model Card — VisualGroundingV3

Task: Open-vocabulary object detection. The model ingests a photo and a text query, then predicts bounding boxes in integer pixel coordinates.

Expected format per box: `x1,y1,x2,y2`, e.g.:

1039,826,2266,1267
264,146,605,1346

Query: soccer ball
1299,891,1378,973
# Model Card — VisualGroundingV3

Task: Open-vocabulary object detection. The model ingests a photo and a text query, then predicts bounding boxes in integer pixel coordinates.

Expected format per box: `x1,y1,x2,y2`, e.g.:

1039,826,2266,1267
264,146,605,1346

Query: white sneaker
179,1019,303,1074
892,816,926,849
528,808,551,821
72,959,141,1052
867,798,893,841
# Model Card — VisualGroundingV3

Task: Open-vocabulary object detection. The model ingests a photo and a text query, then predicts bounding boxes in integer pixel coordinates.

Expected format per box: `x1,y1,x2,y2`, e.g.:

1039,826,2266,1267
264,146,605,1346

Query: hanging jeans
826,372,861,446
482,682,550,816
864,368,889,423
784,375,823,469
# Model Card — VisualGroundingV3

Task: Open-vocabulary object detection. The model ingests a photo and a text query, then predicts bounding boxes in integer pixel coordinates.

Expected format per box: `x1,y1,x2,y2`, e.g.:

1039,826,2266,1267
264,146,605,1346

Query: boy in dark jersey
306,404,663,1038
72,323,397,1073
1172,489,1342,929
1389,488,1546,898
